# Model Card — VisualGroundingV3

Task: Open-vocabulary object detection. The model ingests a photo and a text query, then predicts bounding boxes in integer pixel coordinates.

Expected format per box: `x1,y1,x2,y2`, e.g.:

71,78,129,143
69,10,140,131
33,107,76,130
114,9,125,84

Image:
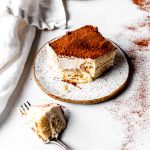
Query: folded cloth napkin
0,0,66,114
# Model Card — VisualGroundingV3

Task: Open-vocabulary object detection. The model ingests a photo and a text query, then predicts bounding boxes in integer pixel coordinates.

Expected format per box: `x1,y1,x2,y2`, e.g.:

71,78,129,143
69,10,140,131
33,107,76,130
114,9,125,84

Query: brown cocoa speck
132,0,150,11
125,26,137,31
134,39,149,47
108,41,150,150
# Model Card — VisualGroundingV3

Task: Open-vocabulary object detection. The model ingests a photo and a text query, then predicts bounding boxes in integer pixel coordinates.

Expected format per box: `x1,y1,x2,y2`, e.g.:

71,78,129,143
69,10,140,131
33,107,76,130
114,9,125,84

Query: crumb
64,85,69,92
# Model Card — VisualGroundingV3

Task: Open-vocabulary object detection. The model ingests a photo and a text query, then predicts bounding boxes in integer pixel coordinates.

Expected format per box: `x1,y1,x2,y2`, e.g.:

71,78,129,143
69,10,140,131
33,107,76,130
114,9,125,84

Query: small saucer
33,40,129,104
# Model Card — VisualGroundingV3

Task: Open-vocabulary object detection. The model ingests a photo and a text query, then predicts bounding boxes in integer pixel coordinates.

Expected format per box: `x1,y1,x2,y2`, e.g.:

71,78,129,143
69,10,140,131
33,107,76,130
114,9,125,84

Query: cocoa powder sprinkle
134,39,150,47
133,0,150,11
108,1,150,149
49,25,116,59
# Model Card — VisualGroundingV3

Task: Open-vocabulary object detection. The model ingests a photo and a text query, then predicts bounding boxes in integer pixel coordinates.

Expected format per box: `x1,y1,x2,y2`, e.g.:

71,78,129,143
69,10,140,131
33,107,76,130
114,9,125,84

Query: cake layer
47,42,116,84
94,60,114,78
49,25,116,59
93,50,116,78
62,52,115,84
26,104,66,141
46,25,116,84
80,50,116,79
62,68,93,84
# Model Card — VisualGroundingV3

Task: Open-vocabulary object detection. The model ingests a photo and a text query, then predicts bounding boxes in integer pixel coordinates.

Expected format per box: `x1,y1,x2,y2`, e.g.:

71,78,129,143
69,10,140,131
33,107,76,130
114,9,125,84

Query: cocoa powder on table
126,16,150,49
109,53,150,150
108,1,150,149
133,0,150,11
126,15,150,31
133,39,150,47
126,15,150,49
127,1,150,48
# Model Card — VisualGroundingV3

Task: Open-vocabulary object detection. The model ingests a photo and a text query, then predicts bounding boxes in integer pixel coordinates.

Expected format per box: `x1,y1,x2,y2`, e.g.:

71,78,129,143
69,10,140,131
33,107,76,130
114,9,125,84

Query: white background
0,0,150,150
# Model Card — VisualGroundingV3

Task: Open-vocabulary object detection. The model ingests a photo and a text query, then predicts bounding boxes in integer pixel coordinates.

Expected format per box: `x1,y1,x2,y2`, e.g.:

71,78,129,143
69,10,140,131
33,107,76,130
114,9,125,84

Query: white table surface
0,0,150,150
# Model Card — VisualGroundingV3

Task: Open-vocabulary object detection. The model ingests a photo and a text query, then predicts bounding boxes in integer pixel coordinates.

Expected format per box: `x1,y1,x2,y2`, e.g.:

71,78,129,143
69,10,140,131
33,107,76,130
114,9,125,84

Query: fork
18,101,70,150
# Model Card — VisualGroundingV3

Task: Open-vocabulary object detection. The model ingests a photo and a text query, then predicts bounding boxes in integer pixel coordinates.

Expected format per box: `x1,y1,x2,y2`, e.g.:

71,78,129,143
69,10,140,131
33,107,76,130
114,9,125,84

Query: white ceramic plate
33,40,129,104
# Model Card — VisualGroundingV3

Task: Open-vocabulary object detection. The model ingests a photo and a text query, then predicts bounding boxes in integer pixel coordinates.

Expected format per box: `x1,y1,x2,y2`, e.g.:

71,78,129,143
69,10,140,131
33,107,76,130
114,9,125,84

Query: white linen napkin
0,0,66,114
0,0,66,30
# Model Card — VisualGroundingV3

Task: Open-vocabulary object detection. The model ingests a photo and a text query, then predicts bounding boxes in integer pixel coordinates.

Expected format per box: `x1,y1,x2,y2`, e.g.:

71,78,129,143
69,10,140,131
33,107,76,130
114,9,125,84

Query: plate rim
32,39,130,104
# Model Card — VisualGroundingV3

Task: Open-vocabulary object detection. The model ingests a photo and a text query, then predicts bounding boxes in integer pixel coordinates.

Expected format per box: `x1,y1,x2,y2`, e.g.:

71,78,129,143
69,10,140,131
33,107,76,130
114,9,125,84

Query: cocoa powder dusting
108,52,150,149
121,119,135,150
133,69,148,117
133,0,150,11
134,39,150,47
49,25,115,59
105,1,150,149
126,26,137,31
126,15,150,32
109,4,150,146
139,16,150,28
125,1,150,49
62,79,82,89
126,14,150,49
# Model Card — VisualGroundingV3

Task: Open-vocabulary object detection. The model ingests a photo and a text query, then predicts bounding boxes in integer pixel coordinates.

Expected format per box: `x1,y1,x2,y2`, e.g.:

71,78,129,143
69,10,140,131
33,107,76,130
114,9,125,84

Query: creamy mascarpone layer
26,104,66,142
46,44,116,83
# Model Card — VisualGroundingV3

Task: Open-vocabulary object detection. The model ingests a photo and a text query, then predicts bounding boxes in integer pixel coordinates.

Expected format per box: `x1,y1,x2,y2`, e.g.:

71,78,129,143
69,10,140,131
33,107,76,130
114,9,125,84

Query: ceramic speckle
33,40,129,104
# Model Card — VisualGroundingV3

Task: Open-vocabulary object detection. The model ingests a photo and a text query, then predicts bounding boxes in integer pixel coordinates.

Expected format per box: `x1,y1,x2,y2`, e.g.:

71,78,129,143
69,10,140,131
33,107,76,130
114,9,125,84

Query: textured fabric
0,0,66,29
0,0,66,114
0,13,36,114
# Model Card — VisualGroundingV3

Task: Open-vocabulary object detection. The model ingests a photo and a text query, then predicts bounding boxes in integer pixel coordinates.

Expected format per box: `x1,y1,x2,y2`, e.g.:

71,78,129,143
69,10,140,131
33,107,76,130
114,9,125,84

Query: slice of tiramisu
46,25,116,84
25,104,66,142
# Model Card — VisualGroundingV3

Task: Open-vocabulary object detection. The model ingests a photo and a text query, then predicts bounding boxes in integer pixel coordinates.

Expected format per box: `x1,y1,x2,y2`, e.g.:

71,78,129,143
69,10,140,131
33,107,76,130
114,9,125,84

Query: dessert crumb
64,85,69,92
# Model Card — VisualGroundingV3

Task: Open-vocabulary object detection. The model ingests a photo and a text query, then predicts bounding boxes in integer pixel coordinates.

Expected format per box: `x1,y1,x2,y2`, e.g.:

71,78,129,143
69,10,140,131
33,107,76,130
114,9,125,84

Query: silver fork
18,101,70,150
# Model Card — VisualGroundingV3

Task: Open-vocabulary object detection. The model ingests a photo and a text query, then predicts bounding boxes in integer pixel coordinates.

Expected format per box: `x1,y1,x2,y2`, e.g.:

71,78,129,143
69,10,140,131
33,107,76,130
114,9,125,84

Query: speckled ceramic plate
33,40,129,104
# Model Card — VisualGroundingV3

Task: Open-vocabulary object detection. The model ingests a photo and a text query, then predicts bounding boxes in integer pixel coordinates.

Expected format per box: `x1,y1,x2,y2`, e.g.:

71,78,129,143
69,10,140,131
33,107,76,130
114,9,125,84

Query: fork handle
51,138,70,150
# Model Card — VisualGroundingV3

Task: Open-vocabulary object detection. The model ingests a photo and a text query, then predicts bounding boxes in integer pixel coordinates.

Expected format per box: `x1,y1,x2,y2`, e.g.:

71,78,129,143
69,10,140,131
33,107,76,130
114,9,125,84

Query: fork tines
18,101,31,115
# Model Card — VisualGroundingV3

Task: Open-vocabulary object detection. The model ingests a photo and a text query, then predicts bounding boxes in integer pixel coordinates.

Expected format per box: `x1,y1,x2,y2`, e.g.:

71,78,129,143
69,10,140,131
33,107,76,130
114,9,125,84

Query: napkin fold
0,0,66,30
0,0,66,114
